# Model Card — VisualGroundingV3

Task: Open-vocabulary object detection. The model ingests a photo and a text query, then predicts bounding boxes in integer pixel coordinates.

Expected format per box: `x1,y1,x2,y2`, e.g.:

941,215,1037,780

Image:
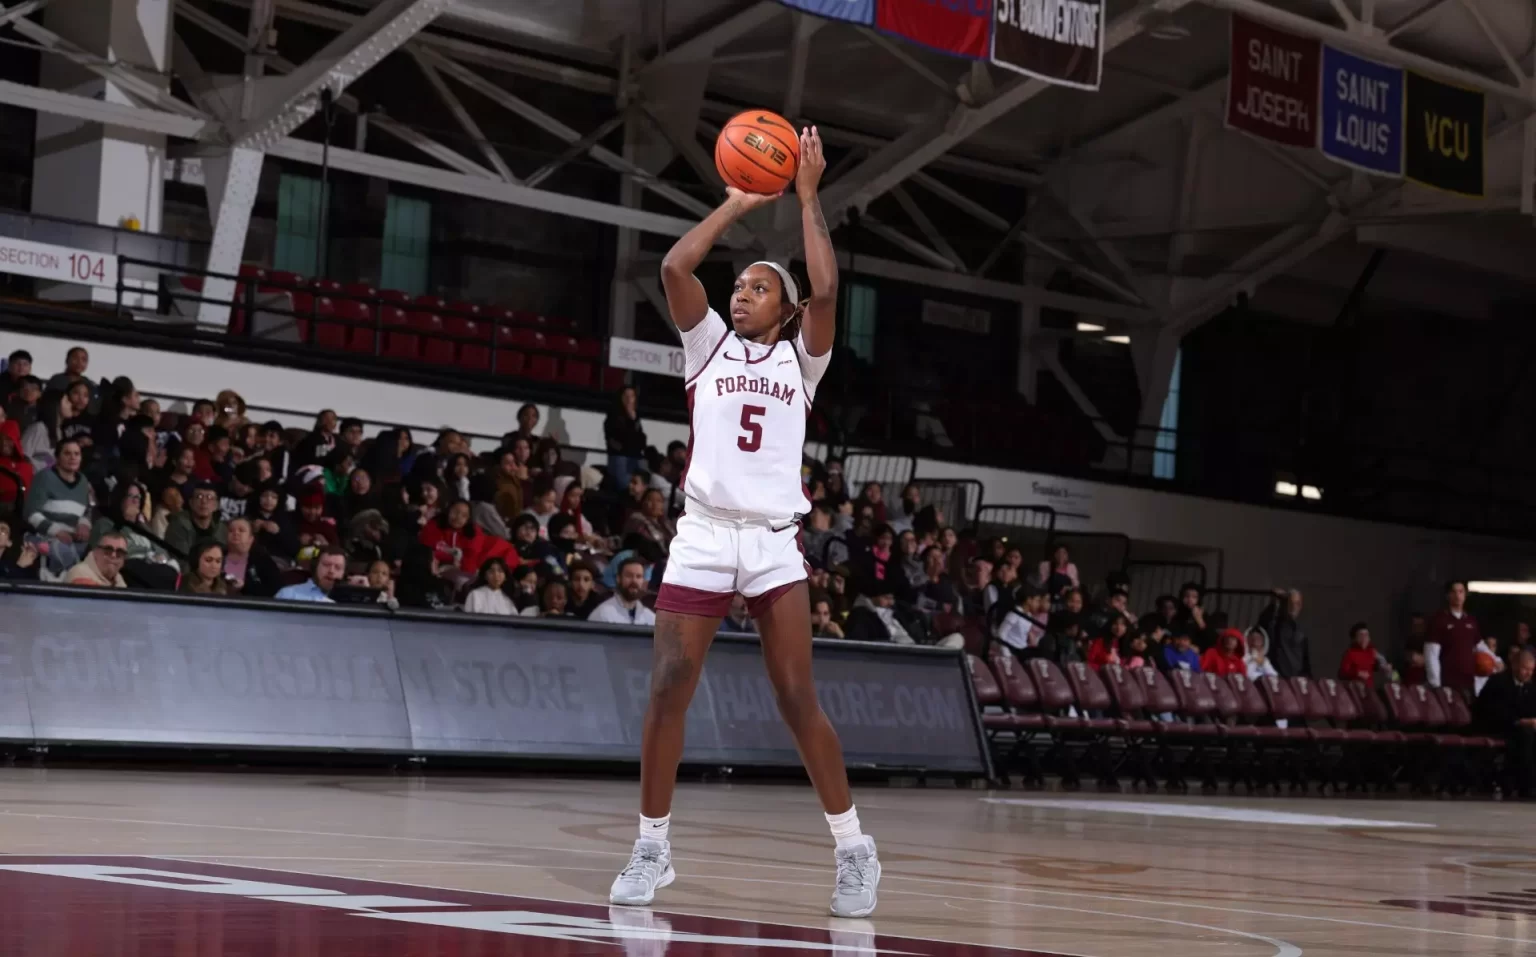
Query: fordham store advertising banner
1226,14,1320,148
875,0,992,59
1319,46,1403,176
991,0,1106,90
1404,70,1485,197
777,0,875,23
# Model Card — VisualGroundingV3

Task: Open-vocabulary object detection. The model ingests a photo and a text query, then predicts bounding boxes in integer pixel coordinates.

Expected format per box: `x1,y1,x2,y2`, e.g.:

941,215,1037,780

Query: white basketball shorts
655,506,810,619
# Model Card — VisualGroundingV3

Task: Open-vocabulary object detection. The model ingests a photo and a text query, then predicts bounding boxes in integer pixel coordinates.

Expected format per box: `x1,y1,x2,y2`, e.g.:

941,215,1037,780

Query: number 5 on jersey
738,405,766,452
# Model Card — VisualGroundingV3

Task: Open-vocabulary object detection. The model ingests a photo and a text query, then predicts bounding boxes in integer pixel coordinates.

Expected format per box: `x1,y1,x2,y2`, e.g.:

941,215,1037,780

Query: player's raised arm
659,189,780,333
796,126,836,358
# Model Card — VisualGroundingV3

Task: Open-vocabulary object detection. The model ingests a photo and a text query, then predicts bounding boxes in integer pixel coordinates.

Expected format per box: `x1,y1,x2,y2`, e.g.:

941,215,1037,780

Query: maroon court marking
0,856,1074,956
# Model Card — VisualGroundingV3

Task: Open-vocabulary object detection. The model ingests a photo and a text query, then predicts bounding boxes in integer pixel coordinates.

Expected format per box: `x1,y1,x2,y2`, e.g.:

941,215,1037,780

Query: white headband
749,261,799,305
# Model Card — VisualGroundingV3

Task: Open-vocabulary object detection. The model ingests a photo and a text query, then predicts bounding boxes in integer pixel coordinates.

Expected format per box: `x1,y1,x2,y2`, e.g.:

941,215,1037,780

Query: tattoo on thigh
652,616,696,695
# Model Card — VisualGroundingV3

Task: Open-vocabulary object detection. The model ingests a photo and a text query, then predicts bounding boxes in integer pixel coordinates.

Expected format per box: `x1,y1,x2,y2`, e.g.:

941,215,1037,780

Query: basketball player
609,126,880,918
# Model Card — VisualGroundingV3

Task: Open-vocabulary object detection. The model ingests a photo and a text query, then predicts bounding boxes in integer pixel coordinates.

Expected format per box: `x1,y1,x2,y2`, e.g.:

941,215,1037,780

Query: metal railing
840,452,917,495
1126,561,1207,616
1203,588,1278,634
910,478,984,528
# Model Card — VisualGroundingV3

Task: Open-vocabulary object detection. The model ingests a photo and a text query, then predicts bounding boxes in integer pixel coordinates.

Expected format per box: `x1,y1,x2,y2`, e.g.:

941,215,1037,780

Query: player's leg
612,514,733,907
753,581,881,918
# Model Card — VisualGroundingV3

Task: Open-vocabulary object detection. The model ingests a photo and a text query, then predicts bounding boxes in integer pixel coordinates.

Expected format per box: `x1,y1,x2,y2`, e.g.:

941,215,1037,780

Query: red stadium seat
449,315,492,372
332,299,375,353
602,367,628,391
412,311,455,365
574,338,602,359
493,350,526,377
548,335,580,355
381,306,419,360
561,359,593,388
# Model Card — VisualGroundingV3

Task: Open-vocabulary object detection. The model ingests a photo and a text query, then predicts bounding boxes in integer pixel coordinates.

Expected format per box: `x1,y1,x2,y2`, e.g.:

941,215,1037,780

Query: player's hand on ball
796,126,825,198
725,186,782,210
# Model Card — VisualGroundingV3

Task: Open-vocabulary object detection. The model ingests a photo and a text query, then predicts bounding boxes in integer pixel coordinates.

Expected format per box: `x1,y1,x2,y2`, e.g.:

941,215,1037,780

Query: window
1153,347,1181,480
845,283,877,362
273,174,327,276
381,193,431,296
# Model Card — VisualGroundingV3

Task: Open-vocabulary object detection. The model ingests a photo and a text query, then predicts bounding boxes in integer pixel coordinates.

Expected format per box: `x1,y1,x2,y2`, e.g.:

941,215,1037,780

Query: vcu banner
991,0,1105,90
875,0,992,59
777,0,876,23
1319,46,1403,176
1404,71,1484,197
1226,15,1320,149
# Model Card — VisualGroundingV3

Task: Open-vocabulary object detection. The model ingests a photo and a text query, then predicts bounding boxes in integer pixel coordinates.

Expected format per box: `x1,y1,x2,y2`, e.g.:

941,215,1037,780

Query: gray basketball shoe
829,835,881,918
609,838,675,906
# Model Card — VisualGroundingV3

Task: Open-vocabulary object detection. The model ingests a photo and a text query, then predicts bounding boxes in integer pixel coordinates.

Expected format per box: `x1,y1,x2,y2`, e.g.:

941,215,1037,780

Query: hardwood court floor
0,768,1527,956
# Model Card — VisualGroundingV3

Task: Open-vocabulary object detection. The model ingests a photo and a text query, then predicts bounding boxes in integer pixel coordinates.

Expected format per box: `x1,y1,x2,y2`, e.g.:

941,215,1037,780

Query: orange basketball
1475,649,1499,677
715,110,799,194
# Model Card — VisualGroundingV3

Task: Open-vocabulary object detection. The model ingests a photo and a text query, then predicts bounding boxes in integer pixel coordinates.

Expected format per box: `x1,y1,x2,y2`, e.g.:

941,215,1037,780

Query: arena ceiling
1,0,1534,432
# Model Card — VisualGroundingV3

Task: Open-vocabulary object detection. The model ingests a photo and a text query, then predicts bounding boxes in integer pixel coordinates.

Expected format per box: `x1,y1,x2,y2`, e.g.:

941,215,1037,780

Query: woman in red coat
1200,628,1247,676
418,499,516,578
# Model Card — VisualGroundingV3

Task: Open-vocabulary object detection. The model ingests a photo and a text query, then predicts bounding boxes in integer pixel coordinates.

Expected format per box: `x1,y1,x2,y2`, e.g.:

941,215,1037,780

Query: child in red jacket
1200,628,1247,676
1087,616,1129,670
1338,622,1385,682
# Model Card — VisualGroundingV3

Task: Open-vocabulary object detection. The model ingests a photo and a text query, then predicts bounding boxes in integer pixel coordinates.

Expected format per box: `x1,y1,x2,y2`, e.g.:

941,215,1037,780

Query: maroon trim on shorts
746,578,804,618
656,582,735,618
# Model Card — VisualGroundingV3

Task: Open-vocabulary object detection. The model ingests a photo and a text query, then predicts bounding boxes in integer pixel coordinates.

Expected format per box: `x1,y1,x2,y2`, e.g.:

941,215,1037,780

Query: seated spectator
295,491,338,551
1121,628,1151,669
464,557,518,616
295,409,338,470
25,437,93,573
960,556,993,617
894,529,923,589
320,445,355,498
555,478,602,548
1036,613,1085,667
394,544,454,610
420,499,513,582
604,385,646,492
65,531,128,588
826,563,853,622
1037,545,1079,599
1244,628,1280,679
1171,582,1213,650
1338,622,1387,683
366,559,397,606
853,524,899,595
246,486,297,559
198,425,235,484
0,518,40,579
588,556,656,626
1163,631,1201,672
5,376,42,433
1201,628,1247,676
150,486,182,540
510,563,542,615
983,562,1019,620
567,561,603,620
442,452,473,503
165,483,228,565
887,482,922,534
1507,621,1532,671
223,517,283,598
181,541,229,595
45,345,89,395
154,444,199,502
853,482,887,524
997,581,1049,652
91,481,176,589
1475,648,1536,798
0,418,34,507
522,481,560,534
511,513,559,574
1475,636,1506,693
217,460,260,522
718,594,756,635
1087,615,1129,671
810,590,845,639
1,349,31,403
502,402,541,450
275,546,346,603
844,580,914,645
800,504,835,568
914,545,959,616
541,578,572,618
609,468,649,533
492,442,530,520
623,488,675,551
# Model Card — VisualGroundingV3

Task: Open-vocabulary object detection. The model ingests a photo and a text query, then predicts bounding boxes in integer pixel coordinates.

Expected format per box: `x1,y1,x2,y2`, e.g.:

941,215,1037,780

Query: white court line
0,810,1526,945
151,854,1297,957
981,798,1436,829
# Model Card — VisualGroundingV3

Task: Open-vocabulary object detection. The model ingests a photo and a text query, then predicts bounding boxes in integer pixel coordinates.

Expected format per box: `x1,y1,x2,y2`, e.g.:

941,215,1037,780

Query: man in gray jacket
1257,588,1311,678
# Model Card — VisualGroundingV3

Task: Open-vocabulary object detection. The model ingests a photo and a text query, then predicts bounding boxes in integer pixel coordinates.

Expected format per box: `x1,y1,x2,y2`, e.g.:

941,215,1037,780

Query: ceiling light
1468,581,1536,595
1274,480,1298,497
1077,322,1105,333
1104,334,1130,344
1301,485,1322,500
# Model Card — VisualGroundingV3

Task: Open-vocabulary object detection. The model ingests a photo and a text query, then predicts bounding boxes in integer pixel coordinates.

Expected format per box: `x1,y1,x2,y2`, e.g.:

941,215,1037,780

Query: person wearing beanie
295,489,338,550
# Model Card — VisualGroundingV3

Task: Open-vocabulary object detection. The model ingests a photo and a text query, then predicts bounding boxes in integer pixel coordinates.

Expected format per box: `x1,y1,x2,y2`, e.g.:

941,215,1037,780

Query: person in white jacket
464,558,519,616
1244,627,1280,679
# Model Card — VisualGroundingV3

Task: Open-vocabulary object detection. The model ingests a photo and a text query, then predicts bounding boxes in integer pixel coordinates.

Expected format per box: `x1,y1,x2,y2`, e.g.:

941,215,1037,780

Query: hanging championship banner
991,0,1105,90
1403,71,1484,197
777,0,875,23
1226,15,1321,149
1319,46,1403,176
875,0,992,60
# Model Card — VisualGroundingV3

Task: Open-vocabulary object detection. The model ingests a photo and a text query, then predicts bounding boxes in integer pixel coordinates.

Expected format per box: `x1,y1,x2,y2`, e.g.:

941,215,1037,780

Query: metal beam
855,27,959,100
782,14,819,120
891,186,966,272
640,1,782,73
1384,0,1453,38
1199,0,1527,104
0,78,209,137
198,146,264,326
860,215,963,272
411,49,517,182
1453,0,1526,85
0,0,51,29
1046,189,1152,307
816,0,1195,223
1,0,207,119
266,136,700,237
231,0,450,150
636,101,717,191
524,111,628,188
1041,348,1125,444
909,171,1010,231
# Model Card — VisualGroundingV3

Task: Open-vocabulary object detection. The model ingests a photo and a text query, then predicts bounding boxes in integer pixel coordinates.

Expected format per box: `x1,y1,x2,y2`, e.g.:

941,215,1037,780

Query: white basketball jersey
678,308,830,520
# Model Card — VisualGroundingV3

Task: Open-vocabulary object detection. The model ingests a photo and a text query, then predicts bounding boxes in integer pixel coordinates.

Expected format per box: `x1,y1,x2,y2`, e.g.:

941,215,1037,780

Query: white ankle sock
640,813,670,844
825,806,863,849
